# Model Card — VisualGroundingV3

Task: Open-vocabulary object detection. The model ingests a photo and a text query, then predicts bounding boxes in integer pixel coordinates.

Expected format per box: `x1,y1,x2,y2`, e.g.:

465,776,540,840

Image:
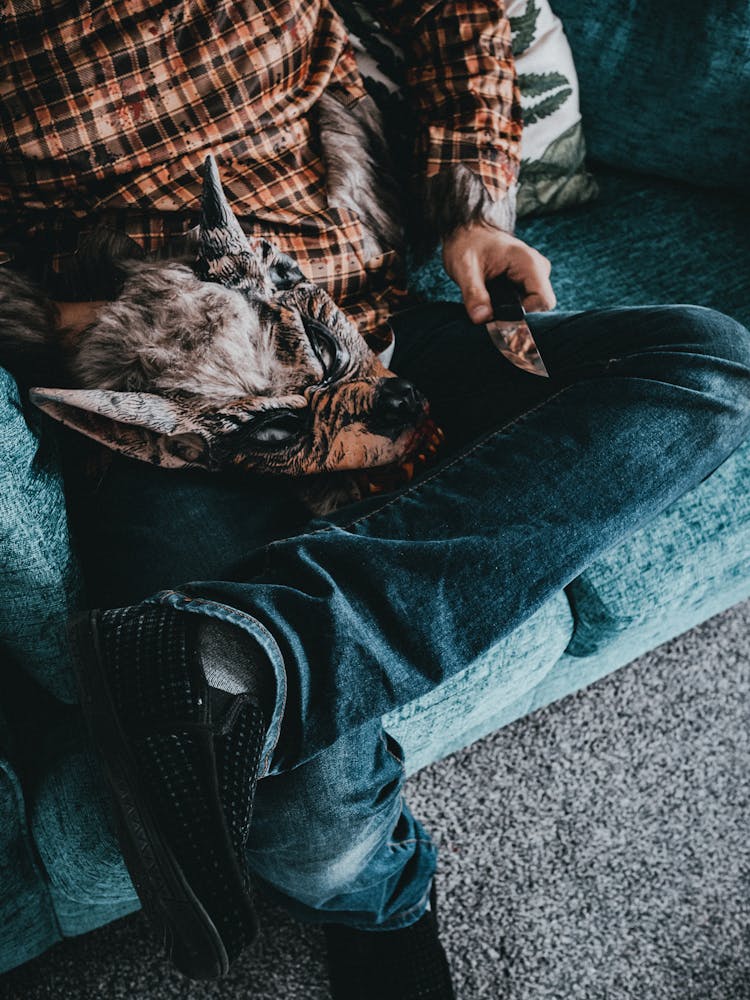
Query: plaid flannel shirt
0,0,521,347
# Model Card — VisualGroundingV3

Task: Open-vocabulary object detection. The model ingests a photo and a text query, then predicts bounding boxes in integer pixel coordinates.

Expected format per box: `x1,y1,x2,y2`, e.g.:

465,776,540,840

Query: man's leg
62,434,314,608
148,302,750,771
248,721,436,930
71,302,750,985
62,435,438,967
245,720,452,999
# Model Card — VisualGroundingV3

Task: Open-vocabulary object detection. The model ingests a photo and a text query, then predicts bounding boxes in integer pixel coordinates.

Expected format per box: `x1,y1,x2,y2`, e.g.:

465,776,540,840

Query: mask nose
371,377,426,433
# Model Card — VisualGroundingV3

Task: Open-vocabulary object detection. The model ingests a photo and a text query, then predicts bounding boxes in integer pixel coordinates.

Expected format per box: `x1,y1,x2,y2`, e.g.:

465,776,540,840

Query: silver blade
486,317,550,377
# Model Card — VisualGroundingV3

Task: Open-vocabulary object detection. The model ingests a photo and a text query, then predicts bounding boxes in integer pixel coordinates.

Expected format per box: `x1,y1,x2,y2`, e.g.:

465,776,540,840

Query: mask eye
303,316,346,380
250,409,307,445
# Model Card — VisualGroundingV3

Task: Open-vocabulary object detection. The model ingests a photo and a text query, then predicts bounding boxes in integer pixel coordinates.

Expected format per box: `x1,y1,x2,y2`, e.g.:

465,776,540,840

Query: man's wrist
53,300,106,331
51,300,107,351
414,162,519,263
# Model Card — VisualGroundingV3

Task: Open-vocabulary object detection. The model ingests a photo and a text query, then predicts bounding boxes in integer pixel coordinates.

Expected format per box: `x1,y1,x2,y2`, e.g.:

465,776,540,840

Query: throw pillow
507,0,599,217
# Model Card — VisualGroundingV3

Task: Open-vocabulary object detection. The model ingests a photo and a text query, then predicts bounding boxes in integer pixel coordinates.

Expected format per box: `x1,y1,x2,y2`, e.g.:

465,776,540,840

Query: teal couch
1,3,749,976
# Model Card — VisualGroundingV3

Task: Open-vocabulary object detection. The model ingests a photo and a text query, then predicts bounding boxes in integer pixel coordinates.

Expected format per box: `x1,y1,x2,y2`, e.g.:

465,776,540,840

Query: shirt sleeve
373,0,523,258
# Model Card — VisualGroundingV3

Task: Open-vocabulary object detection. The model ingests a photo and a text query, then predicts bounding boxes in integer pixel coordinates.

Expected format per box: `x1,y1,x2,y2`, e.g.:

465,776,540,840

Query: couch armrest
0,731,61,974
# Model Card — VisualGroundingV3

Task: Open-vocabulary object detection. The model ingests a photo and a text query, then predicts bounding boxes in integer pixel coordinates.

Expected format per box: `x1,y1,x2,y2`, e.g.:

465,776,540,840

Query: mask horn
196,154,255,286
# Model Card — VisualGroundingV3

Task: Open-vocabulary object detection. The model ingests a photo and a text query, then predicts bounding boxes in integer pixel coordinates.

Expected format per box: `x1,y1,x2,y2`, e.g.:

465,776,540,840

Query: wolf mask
21,155,441,504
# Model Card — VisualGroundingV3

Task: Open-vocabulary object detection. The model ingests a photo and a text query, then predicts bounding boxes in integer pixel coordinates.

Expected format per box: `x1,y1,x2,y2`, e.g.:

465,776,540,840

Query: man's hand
442,221,556,323
53,300,106,333
52,300,107,350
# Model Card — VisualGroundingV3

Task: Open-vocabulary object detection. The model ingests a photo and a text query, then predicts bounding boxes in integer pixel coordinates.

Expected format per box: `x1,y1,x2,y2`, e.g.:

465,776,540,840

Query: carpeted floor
2,598,749,1000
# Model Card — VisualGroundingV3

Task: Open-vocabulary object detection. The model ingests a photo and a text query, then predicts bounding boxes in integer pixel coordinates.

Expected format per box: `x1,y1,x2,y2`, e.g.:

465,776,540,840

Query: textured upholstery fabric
50,890,140,941
410,166,750,330
28,731,142,938
386,591,574,776
549,0,750,190
564,435,750,662
30,738,135,908
0,371,80,702
0,739,60,974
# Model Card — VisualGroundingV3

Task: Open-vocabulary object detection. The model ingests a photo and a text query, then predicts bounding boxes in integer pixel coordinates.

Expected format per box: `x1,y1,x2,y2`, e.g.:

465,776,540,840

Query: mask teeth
196,153,253,274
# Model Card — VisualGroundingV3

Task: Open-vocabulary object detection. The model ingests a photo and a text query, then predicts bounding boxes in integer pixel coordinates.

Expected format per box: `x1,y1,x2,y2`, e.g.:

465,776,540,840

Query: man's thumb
458,259,492,324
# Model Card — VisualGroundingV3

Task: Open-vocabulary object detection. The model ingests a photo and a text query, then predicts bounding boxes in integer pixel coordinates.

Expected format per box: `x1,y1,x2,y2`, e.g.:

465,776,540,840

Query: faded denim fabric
63,301,750,930
155,303,750,762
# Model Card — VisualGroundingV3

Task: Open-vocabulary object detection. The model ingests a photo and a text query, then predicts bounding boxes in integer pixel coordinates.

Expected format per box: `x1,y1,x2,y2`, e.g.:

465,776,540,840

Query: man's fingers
523,290,556,313
506,247,556,312
442,223,557,320
453,254,493,323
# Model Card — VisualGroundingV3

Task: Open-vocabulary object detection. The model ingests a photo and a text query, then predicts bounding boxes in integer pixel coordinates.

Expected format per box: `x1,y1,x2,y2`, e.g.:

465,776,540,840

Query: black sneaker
324,884,456,1000
71,604,267,980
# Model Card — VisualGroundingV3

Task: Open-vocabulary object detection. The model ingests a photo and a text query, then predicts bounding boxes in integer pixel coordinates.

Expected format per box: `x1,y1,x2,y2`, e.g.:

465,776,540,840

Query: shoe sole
70,609,231,980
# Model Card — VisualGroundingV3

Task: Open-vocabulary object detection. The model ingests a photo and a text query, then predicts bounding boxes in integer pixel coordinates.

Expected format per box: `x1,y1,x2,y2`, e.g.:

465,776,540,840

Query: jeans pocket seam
320,381,575,534
258,381,573,560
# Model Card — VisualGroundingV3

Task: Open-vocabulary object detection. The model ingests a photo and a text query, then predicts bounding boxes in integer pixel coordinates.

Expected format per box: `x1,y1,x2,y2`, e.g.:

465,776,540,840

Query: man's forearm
375,0,522,260
52,302,106,337
415,162,518,261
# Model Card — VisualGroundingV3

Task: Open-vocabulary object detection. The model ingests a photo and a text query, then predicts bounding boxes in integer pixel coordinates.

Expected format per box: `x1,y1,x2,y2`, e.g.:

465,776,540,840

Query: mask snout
369,377,428,438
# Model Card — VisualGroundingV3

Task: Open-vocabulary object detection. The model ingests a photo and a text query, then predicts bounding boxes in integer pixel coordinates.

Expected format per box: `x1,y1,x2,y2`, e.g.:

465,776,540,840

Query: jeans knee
670,305,750,372
661,307,750,430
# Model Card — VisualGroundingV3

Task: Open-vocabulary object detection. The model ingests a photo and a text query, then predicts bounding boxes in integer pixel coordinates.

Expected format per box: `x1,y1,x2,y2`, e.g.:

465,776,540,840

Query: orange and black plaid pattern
0,0,520,342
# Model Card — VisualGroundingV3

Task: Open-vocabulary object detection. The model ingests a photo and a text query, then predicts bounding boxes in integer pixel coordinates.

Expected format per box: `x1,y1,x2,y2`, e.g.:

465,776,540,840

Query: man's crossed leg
64,302,750,995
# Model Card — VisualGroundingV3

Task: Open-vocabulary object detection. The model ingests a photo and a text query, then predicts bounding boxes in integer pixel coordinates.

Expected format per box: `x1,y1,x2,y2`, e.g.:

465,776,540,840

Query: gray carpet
2,598,750,1000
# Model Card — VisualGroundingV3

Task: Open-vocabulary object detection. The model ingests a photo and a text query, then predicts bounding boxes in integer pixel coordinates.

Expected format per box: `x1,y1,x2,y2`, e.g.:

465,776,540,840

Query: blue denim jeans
64,301,750,931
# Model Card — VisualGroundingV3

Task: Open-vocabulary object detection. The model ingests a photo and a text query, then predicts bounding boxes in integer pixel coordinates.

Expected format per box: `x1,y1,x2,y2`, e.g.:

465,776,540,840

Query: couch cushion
30,730,136,909
385,589,574,775
563,433,750,662
0,369,81,702
29,728,142,937
550,0,750,190
0,744,60,974
408,166,750,330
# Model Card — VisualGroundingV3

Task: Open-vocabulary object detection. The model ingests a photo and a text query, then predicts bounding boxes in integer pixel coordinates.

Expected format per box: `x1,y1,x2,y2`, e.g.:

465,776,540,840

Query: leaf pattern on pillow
509,0,541,54
332,0,597,219
523,86,573,125
518,71,569,98
515,69,573,126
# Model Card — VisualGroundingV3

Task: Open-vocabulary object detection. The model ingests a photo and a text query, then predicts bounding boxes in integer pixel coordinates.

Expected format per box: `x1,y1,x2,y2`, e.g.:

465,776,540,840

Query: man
2,2,749,998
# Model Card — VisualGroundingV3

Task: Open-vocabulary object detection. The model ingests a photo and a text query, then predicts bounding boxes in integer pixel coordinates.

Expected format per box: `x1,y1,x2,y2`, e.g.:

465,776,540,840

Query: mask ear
29,388,210,469
257,238,307,292
196,153,308,296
